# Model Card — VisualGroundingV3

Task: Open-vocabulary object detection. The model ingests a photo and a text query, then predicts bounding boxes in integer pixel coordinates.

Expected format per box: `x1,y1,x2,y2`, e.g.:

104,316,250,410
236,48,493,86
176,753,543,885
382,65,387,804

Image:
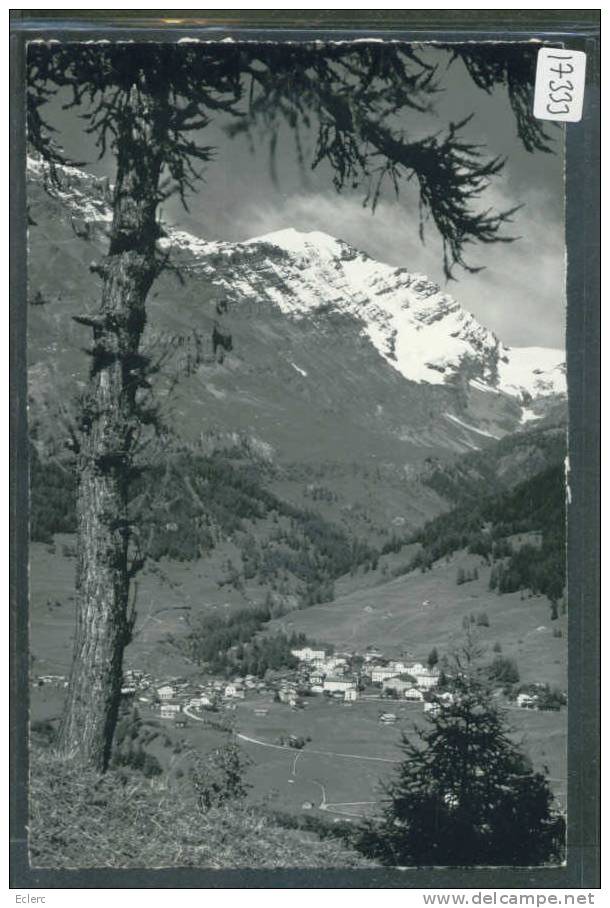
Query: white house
225,683,245,700
291,647,326,663
189,694,212,708
517,692,538,709
157,684,175,701
424,701,441,716
314,657,344,674
344,688,359,702
371,667,400,684
323,676,356,693
382,676,414,694
404,688,424,702
407,665,440,689
160,701,181,719
364,650,383,662
416,672,439,690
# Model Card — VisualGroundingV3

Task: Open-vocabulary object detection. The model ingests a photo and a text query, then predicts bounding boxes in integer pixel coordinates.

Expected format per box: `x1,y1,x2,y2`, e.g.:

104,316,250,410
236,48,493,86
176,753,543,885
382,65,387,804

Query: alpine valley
28,158,568,798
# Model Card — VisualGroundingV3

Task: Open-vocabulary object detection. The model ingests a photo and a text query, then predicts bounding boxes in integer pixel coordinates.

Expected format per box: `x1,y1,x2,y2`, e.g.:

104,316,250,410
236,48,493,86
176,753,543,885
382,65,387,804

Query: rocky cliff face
26,157,566,466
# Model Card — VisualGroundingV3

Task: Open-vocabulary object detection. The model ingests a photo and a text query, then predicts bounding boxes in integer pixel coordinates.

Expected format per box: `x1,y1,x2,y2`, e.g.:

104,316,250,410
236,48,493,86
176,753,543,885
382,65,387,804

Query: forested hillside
421,420,566,505
412,462,566,607
29,442,378,608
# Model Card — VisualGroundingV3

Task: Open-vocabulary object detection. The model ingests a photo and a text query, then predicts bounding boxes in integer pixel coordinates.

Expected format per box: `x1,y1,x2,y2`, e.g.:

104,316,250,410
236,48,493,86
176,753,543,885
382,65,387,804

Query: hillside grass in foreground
28,748,374,869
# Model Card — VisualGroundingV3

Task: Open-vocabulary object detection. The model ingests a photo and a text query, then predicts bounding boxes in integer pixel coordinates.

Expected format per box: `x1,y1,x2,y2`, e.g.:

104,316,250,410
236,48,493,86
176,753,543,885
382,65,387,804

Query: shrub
30,719,56,747
536,685,567,711
190,744,251,812
427,647,439,669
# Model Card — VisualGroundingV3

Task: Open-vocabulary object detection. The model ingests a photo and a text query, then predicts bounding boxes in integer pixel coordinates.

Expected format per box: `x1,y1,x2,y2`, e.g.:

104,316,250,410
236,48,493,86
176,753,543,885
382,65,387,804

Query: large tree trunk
57,80,166,769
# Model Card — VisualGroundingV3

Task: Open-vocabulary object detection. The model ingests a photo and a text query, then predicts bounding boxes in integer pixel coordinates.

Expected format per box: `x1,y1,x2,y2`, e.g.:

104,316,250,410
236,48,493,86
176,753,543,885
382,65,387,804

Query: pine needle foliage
357,636,565,867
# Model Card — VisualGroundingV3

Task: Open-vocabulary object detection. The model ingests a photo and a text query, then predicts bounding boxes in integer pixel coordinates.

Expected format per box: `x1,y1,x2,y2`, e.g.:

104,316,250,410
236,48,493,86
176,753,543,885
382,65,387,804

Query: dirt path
235,731,401,764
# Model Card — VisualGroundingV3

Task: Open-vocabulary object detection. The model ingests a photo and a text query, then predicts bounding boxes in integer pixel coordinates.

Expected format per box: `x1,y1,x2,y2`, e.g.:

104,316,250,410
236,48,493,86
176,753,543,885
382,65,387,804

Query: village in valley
31,532,568,825
36,639,563,728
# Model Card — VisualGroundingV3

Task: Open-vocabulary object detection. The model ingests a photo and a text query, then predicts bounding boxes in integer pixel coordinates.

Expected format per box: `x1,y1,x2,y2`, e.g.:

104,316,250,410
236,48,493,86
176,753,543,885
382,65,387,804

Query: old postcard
13,23,598,885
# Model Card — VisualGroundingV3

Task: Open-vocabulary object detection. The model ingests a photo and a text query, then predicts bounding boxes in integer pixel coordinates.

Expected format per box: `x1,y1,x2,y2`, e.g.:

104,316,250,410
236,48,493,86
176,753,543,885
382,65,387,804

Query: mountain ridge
26,156,566,467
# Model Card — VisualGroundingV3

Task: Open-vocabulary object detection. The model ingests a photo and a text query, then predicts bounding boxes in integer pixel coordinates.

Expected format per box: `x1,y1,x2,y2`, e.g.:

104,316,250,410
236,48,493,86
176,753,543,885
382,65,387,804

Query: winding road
234,731,401,764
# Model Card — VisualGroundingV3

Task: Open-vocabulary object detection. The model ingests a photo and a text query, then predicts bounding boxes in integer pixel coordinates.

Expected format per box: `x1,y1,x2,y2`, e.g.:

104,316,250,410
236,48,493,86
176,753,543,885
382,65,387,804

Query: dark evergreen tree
357,636,564,866
488,655,520,685
28,40,548,769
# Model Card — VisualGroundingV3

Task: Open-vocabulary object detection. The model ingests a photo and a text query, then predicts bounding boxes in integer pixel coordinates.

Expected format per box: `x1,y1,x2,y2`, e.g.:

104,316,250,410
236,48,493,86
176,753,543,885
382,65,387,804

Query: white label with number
533,48,587,123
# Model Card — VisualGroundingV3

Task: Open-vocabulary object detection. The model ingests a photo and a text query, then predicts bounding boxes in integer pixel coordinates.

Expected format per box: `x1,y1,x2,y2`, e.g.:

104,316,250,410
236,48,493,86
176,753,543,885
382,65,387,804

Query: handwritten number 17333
533,48,586,123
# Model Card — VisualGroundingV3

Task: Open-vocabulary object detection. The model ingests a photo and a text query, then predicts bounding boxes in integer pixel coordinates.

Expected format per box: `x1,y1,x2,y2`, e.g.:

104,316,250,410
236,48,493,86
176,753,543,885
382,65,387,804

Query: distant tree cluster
489,539,565,608
182,605,324,678
380,535,407,556
487,655,520,685
303,484,338,503
462,612,490,630
457,566,479,585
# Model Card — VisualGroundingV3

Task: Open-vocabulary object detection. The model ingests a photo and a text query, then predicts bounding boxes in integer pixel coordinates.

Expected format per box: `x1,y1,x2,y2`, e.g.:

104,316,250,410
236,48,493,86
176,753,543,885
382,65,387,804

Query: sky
45,44,565,349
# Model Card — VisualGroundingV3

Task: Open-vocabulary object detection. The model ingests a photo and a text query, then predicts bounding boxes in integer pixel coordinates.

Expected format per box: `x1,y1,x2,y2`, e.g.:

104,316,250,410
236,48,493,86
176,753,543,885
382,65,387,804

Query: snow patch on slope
497,347,566,399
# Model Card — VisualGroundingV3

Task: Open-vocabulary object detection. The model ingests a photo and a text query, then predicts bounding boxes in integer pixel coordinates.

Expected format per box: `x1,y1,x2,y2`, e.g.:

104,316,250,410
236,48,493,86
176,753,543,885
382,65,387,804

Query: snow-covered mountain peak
240,228,565,400
246,227,348,261
27,158,566,406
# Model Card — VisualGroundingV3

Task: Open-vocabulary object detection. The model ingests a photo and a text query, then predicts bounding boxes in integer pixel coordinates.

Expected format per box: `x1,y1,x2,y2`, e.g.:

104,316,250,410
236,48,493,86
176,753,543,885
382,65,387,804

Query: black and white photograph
22,34,576,874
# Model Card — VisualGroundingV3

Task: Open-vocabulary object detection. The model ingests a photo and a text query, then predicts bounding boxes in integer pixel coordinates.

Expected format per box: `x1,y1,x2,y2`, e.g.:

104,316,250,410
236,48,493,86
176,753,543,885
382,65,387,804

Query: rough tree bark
57,77,167,769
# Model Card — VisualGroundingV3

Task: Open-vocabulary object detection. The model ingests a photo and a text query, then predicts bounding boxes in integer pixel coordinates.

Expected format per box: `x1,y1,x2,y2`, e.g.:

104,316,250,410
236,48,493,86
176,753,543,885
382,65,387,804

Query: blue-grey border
9,11,601,889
